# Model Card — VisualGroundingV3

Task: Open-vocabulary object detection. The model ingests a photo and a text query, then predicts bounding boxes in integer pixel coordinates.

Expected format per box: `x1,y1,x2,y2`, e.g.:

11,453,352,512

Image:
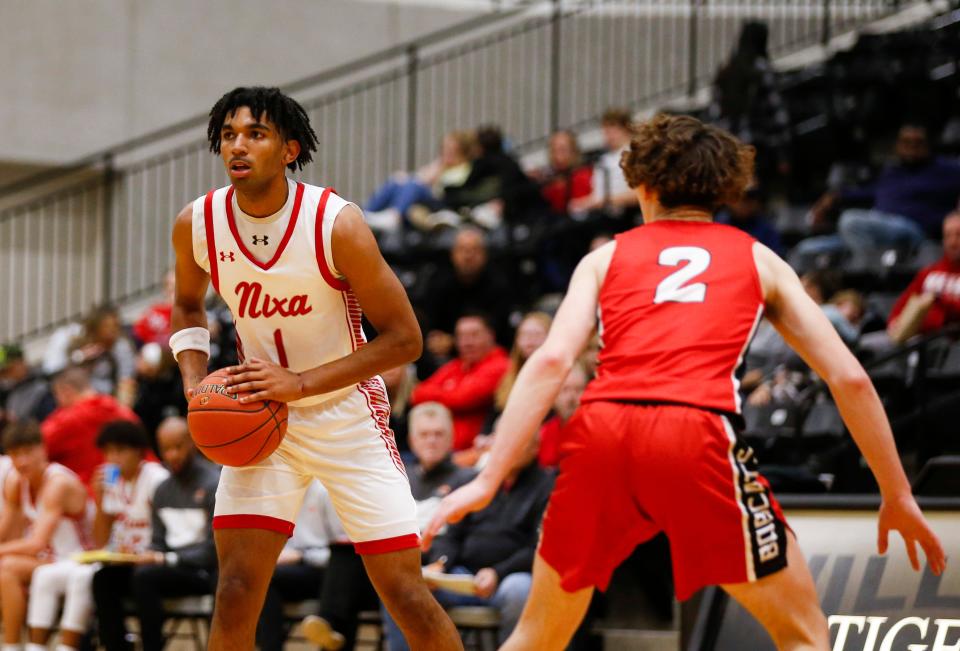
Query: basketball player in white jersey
171,87,462,650
0,420,90,651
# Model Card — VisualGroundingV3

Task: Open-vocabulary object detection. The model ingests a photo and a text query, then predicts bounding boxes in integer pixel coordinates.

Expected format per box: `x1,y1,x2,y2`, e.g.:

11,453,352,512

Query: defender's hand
422,477,498,550
224,357,304,403
878,494,946,575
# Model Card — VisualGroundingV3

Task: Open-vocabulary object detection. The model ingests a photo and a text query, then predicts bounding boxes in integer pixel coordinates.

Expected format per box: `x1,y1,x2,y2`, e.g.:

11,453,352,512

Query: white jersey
192,180,369,407
103,461,170,554
20,463,91,560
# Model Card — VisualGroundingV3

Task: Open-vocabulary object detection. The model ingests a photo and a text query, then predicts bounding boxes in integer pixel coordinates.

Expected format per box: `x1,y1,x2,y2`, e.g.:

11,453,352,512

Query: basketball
187,369,288,467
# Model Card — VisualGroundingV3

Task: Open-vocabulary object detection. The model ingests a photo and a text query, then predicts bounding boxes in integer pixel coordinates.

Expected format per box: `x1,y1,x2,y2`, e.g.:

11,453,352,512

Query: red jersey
581,220,764,415
888,257,960,334
41,395,140,490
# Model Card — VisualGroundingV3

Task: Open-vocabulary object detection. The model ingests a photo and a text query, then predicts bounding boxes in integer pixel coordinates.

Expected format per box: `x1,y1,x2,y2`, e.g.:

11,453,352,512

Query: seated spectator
569,108,638,216
0,420,91,649
406,402,476,530
92,416,219,651
706,22,791,187
411,313,509,454
538,362,588,468
415,227,514,363
716,184,783,255
0,345,54,426
27,420,168,651
465,312,552,465
888,211,960,343
67,305,138,406
257,480,336,651
132,270,175,347
443,125,544,224
532,131,593,216
383,434,553,649
800,124,960,258
42,366,139,489
367,131,476,233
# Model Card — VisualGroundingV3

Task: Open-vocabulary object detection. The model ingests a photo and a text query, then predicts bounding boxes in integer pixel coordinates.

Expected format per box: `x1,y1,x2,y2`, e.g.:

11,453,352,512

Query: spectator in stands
415,226,515,361
67,305,138,406
801,124,960,258
366,131,476,234
538,362,588,469
444,125,544,224
132,270,176,347
0,344,54,425
0,420,90,650
716,183,783,255
383,433,553,649
257,480,335,651
707,21,790,185
406,402,476,530
411,313,509,455
92,416,219,651
532,130,593,216
42,366,139,489
27,420,168,651
570,108,638,216
461,312,552,464
887,211,960,343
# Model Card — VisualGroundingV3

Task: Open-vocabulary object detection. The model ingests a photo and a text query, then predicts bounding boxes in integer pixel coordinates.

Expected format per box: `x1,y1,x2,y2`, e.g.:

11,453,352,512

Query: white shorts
213,378,419,554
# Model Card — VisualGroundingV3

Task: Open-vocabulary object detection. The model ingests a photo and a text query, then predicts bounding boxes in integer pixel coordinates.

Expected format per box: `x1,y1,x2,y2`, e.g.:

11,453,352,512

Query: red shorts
539,402,788,601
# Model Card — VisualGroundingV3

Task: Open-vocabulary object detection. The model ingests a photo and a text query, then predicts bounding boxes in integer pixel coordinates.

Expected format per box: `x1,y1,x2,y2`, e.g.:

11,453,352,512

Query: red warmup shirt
537,416,563,468
132,303,173,345
541,166,593,214
582,221,764,415
41,395,140,490
411,347,509,450
888,257,960,334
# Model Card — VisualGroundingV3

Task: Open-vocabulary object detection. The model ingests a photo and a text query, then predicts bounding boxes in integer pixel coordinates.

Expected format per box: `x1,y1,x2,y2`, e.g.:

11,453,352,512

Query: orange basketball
187,369,288,467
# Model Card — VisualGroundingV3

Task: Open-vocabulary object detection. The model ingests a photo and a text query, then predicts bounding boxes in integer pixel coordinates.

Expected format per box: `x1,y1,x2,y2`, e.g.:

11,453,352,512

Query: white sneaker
301,615,346,650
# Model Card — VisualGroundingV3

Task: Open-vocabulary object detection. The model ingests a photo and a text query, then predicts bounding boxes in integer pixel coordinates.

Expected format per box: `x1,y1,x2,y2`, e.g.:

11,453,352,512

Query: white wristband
169,327,210,361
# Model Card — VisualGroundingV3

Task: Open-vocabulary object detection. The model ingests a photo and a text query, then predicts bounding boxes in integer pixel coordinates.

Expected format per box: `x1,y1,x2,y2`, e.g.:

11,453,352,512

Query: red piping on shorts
213,514,295,537
354,533,421,555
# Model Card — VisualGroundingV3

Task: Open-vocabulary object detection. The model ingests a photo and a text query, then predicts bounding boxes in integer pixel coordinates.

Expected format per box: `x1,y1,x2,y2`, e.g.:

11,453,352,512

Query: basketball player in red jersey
170,87,461,650
426,114,946,650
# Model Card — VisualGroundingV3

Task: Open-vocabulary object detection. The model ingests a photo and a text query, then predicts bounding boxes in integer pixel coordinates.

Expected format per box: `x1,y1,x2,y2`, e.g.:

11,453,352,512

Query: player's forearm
0,535,47,557
171,303,210,389
829,371,912,499
479,349,570,488
299,329,422,398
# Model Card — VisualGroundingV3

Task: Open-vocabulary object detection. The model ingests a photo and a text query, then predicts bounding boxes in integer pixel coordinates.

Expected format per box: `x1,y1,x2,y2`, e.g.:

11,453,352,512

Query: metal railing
1,0,929,343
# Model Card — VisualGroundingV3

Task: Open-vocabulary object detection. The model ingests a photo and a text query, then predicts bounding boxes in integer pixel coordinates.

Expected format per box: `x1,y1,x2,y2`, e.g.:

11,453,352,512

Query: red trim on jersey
225,182,304,270
203,190,219,293
354,533,420,555
213,514,294,537
273,329,289,368
315,187,351,291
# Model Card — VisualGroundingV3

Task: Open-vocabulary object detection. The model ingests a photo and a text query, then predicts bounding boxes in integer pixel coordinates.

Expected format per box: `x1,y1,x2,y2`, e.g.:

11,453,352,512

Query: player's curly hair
207,87,318,171
620,114,754,212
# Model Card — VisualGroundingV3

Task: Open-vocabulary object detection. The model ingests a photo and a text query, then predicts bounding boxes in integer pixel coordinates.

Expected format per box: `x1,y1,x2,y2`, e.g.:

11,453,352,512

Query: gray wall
0,0,480,164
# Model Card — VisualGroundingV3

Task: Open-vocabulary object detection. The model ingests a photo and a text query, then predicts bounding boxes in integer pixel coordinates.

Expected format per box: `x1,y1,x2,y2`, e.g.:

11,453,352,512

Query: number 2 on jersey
653,246,711,304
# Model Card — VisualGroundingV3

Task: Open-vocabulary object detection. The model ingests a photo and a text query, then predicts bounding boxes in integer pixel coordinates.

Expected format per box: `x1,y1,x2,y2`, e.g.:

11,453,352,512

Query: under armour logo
219,251,235,262
252,235,269,246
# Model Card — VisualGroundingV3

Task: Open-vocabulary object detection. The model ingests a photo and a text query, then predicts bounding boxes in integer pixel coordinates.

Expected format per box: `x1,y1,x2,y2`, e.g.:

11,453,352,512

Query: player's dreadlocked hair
207,87,318,171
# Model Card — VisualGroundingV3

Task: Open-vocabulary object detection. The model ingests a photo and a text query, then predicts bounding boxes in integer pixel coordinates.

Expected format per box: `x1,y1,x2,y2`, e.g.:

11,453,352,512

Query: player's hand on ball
224,357,305,403
422,477,498,550
878,493,946,575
